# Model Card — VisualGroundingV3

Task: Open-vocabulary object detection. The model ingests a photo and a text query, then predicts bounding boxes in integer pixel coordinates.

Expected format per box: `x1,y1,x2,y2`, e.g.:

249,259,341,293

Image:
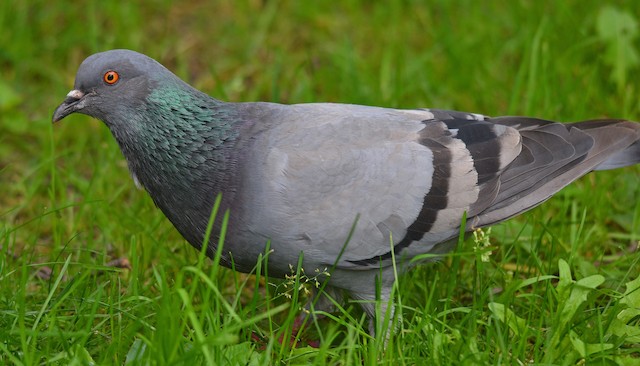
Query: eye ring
103,70,119,85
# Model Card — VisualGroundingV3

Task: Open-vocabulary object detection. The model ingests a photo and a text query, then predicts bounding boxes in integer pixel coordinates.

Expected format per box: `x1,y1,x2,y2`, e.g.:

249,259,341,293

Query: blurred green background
1,1,639,364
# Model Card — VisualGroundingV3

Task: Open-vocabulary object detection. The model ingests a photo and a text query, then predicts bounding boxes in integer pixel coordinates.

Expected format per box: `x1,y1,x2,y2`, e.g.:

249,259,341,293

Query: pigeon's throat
114,111,236,189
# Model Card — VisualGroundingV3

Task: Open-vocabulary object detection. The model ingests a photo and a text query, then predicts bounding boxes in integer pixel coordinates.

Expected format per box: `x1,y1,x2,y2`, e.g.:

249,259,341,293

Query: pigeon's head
53,49,173,124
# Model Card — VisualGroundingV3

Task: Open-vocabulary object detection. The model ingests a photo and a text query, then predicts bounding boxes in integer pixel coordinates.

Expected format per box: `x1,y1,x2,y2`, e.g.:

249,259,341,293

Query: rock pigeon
53,49,640,333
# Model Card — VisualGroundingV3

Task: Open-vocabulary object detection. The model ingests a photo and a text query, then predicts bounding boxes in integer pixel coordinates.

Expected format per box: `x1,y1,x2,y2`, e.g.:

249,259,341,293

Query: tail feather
595,140,640,170
570,119,640,167
570,119,640,170
474,118,639,227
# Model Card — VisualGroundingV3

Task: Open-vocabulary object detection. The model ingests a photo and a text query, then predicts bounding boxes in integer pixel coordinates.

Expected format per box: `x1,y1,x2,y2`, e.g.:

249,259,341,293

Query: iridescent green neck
108,78,240,210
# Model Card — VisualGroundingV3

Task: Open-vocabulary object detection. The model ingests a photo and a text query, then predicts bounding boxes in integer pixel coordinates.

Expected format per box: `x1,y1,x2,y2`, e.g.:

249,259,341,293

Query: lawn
1,1,639,364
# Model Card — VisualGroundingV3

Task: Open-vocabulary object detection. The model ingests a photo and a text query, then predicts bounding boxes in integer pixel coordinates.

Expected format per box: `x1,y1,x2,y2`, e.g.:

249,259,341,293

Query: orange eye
103,70,119,84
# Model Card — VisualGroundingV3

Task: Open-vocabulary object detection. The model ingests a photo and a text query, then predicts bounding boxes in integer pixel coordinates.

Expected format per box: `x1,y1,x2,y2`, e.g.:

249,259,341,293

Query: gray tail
474,118,640,228
577,120,640,170
546,119,640,171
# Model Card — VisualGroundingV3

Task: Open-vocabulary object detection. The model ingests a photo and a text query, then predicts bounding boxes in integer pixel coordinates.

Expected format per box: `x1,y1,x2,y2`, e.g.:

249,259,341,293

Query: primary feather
53,49,640,331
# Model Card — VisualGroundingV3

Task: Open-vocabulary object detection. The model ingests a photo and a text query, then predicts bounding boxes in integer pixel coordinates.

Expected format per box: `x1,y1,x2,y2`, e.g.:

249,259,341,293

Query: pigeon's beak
52,89,86,123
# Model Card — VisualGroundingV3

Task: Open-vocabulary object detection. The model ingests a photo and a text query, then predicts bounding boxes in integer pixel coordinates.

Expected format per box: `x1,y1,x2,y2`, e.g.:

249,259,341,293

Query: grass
1,1,640,364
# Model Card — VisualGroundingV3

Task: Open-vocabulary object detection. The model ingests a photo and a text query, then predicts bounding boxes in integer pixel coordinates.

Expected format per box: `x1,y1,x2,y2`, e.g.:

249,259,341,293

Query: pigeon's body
54,50,640,329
